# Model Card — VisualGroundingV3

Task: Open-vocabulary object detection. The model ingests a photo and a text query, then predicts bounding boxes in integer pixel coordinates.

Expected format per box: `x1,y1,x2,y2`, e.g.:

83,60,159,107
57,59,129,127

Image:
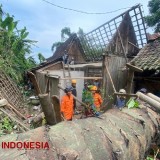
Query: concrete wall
37,70,84,106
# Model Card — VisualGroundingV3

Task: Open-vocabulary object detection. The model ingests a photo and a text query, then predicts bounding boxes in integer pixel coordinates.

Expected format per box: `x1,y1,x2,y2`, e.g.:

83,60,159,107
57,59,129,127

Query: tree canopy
51,27,84,53
145,0,160,32
0,5,39,83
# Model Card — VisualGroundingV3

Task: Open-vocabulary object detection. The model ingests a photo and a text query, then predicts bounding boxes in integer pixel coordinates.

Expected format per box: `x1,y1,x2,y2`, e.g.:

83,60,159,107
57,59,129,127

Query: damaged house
31,4,147,104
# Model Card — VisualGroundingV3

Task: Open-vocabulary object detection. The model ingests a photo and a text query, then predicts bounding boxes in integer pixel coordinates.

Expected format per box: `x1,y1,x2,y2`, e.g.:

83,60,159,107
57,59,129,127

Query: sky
0,0,152,60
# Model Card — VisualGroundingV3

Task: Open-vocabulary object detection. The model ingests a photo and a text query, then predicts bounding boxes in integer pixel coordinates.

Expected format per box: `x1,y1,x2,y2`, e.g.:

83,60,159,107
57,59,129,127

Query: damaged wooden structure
30,4,147,110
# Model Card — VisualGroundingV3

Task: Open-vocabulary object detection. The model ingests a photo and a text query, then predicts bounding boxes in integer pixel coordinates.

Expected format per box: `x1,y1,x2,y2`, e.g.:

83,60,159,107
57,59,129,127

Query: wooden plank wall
103,55,127,105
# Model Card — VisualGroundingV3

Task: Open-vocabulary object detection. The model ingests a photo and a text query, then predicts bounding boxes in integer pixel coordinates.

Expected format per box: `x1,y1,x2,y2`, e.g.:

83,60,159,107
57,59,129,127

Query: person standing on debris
63,50,69,64
91,86,103,112
61,86,74,121
115,89,126,110
71,79,77,113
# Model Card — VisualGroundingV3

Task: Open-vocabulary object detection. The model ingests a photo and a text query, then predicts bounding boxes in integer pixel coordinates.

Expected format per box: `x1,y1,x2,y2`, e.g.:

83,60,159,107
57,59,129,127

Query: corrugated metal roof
130,39,160,70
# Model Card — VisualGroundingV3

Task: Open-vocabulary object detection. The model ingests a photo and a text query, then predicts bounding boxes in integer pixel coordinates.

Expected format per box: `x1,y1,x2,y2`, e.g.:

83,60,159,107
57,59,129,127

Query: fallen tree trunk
38,94,56,125
0,101,160,159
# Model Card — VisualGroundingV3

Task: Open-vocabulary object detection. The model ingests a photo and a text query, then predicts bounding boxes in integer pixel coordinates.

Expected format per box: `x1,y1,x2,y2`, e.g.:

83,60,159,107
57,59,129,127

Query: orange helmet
90,86,97,91
71,79,76,84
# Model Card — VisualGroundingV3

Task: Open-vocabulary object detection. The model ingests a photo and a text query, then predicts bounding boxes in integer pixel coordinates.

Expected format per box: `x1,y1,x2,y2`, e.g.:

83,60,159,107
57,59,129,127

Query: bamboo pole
58,85,87,107
128,41,139,49
126,63,143,72
58,77,102,80
114,92,138,98
136,92,160,112
0,99,27,120
117,29,128,62
104,63,116,93
126,69,134,94
6,103,27,120
0,108,30,131
147,93,160,103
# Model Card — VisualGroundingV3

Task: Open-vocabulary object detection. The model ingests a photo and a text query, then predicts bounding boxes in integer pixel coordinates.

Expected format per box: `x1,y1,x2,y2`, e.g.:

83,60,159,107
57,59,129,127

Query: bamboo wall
0,70,27,111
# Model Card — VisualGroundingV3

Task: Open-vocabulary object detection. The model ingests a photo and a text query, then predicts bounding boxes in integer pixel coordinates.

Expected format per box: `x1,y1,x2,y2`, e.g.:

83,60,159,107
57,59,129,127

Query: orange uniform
61,95,74,120
93,93,103,111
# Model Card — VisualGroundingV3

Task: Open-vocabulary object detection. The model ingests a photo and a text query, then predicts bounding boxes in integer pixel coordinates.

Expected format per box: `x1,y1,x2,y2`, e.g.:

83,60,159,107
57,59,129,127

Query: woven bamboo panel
0,71,26,109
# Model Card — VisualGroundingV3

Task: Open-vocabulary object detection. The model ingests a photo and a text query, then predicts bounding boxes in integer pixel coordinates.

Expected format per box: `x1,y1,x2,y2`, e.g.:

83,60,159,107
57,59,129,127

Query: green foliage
0,116,14,132
51,27,84,53
61,27,72,41
42,117,46,125
127,98,139,109
51,41,64,52
0,5,37,83
146,157,154,160
145,0,160,32
38,53,46,63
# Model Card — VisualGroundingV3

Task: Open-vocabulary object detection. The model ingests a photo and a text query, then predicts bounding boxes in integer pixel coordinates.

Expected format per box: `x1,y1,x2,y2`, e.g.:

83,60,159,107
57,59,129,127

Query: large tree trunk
0,98,160,160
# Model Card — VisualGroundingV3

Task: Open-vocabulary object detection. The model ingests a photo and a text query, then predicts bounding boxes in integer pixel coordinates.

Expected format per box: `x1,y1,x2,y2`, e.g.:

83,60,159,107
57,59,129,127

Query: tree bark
38,93,56,125
0,101,160,160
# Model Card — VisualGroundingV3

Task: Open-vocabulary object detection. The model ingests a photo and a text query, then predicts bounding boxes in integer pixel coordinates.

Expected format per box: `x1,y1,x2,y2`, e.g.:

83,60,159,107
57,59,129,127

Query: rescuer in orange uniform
90,86,103,111
61,86,74,121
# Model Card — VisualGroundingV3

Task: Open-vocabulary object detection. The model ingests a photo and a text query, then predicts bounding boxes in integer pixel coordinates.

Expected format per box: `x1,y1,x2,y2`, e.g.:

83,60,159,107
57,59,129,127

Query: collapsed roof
33,4,147,71
80,4,147,61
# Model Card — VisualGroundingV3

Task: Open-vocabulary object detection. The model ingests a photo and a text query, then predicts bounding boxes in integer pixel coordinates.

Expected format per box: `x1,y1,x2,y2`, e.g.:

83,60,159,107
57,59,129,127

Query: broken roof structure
32,4,147,71
80,4,147,61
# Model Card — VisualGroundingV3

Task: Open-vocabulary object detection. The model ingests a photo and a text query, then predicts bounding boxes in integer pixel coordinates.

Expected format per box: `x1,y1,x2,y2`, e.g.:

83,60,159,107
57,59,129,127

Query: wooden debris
126,63,143,72
0,108,30,131
6,103,27,120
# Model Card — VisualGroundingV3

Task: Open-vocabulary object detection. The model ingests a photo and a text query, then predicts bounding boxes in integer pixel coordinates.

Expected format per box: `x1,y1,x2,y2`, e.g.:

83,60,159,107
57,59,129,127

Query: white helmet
119,89,126,94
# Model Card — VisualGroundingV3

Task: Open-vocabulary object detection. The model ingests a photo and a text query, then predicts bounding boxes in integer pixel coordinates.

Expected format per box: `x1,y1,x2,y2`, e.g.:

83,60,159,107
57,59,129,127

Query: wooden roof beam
126,63,143,72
